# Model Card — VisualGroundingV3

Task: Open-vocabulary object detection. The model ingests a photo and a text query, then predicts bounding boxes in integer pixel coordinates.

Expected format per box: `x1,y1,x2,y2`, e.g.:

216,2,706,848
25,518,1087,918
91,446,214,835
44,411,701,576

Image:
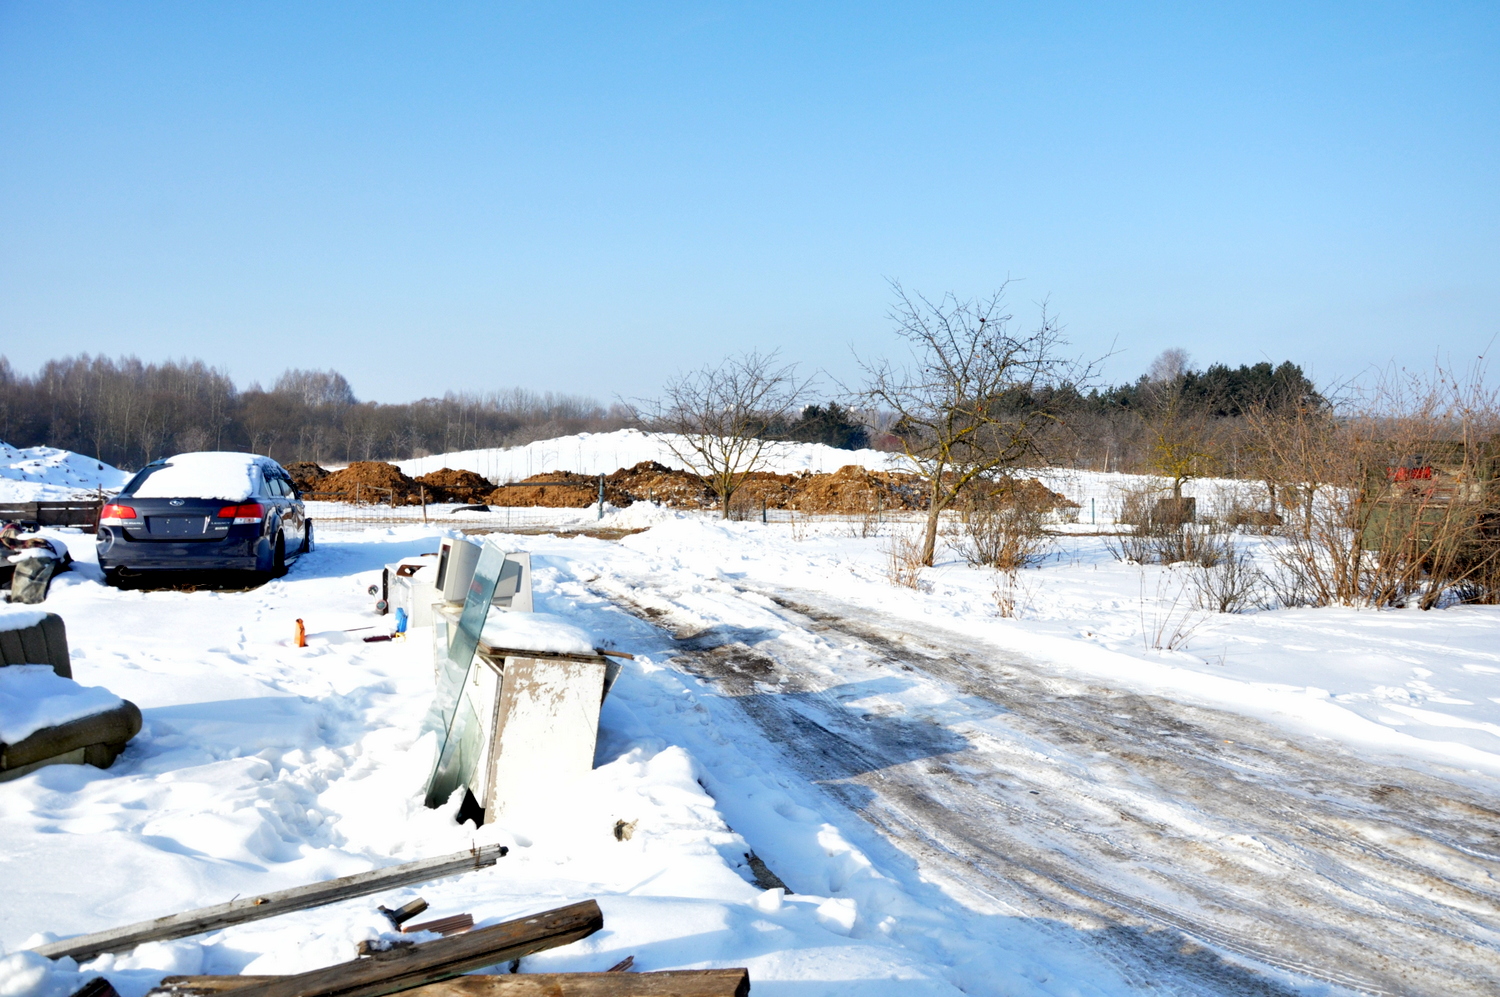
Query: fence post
597,474,605,521
762,498,767,524
421,485,428,524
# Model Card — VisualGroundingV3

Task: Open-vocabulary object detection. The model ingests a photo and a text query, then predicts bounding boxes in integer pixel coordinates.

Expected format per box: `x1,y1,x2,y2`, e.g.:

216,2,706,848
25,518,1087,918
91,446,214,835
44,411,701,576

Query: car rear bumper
96,527,269,571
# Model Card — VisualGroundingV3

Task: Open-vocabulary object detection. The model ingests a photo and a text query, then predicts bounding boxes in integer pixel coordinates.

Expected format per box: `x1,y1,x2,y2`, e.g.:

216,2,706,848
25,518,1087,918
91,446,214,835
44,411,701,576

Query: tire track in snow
604,583,1500,997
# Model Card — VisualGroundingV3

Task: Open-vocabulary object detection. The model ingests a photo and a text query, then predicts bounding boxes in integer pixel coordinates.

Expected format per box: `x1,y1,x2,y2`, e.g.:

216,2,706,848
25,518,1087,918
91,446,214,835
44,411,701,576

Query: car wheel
272,532,287,578
300,519,314,554
103,568,124,589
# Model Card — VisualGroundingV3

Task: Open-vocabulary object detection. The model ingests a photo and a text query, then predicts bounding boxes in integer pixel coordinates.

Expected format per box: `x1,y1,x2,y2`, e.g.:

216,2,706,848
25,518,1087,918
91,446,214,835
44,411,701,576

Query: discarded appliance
1,612,141,782
374,538,532,627
424,537,622,823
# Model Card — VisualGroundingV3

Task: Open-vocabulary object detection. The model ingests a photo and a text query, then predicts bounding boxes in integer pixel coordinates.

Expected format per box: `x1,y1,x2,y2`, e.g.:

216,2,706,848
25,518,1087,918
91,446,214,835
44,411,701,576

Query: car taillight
99,503,137,523
219,502,265,524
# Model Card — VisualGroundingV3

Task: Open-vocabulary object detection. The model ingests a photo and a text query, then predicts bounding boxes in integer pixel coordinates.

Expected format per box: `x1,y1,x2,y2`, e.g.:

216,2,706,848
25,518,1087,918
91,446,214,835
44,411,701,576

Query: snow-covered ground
3,481,1498,995
0,444,128,503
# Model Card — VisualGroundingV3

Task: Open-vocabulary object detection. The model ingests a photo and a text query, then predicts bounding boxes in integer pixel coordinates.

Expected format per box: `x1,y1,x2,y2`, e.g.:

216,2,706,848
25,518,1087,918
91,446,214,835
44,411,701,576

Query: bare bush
1138,572,1206,651
884,527,927,589
1105,522,1233,568
1191,543,1267,613
951,480,1054,571
1251,359,1499,609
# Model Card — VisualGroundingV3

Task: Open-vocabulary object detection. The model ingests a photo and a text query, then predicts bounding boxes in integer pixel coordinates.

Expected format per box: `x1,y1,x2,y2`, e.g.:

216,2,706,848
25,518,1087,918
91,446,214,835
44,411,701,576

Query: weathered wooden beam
178,900,604,997
149,969,750,997
34,846,508,962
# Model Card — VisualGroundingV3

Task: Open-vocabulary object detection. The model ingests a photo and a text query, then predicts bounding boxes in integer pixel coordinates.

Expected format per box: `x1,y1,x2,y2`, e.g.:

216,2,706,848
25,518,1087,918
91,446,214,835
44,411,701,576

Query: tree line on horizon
0,350,1319,474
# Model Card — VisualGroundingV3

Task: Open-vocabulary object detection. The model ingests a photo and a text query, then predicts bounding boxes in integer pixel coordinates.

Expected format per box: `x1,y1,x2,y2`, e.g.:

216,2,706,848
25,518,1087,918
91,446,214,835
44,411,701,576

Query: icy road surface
605,585,1500,996
571,515,1500,997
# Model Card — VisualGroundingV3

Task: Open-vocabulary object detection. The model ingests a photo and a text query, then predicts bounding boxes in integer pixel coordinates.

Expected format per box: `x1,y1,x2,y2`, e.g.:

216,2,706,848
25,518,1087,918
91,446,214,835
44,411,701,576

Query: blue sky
2,2,1496,403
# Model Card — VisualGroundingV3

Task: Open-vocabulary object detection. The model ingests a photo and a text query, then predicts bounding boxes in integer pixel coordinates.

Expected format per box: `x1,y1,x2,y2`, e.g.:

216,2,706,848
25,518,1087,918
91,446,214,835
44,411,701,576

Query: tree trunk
921,477,944,566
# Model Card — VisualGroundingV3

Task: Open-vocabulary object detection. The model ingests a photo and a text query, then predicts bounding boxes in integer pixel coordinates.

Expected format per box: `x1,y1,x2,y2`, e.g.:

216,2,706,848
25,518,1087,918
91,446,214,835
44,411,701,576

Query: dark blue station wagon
96,452,312,583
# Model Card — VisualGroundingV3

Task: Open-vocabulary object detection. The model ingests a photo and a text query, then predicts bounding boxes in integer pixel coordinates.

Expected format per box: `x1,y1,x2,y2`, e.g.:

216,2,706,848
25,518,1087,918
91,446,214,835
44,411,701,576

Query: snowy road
598,581,1500,997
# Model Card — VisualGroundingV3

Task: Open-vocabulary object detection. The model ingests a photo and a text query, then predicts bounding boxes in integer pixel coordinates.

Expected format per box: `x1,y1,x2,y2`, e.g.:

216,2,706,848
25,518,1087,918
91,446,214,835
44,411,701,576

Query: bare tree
862,280,1086,566
638,351,806,519
1147,347,1192,385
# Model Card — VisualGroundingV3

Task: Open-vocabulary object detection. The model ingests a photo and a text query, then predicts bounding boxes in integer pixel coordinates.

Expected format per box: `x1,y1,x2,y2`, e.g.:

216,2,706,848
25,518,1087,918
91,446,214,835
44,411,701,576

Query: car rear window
124,453,267,502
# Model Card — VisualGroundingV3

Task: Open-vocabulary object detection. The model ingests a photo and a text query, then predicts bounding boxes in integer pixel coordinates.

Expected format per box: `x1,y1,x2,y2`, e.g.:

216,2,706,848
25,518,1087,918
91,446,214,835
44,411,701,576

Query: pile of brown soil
283,461,329,495
792,465,928,513
314,461,423,505
979,476,1077,513
486,461,721,509
605,461,715,508
485,471,602,508
415,467,494,504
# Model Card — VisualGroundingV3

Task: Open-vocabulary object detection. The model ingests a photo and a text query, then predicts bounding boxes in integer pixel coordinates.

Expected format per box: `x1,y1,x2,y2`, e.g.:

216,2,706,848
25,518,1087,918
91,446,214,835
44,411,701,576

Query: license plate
146,516,211,537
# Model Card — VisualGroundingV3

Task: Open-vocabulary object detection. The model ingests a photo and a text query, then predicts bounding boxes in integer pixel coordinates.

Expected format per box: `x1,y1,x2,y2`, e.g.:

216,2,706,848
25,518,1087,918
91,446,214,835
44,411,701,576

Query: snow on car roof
126,452,279,502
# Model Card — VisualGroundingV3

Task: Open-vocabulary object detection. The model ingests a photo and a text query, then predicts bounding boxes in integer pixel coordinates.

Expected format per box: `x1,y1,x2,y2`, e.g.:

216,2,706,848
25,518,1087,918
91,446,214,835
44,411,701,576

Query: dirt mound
485,462,718,509
607,461,715,508
792,465,927,513
415,467,494,504
979,476,1077,513
486,471,602,508
283,461,329,494
315,461,423,505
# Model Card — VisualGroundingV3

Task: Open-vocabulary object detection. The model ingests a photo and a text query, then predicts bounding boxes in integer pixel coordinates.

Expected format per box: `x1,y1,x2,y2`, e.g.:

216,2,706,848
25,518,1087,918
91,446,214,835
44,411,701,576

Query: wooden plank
182,900,604,997
150,970,749,997
33,845,508,962
401,914,474,936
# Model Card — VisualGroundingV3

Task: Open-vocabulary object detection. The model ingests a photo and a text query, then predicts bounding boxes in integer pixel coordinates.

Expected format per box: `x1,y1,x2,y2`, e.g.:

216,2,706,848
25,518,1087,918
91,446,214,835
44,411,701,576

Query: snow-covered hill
395,428,911,481
0,442,130,502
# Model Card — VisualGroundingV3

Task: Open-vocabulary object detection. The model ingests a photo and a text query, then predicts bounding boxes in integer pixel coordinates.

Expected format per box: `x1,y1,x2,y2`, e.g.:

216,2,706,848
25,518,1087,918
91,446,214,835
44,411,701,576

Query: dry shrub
1139,572,1207,650
949,475,1071,570
1191,544,1266,613
1224,503,1281,532
1106,522,1232,568
1251,360,1500,609
885,528,926,589
1115,485,1159,530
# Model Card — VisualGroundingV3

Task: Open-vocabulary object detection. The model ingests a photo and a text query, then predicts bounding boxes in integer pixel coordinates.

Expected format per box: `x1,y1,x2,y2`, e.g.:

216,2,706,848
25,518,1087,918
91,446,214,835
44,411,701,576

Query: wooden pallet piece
150,969,749,997
172,900,604,997
34,846,508,962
